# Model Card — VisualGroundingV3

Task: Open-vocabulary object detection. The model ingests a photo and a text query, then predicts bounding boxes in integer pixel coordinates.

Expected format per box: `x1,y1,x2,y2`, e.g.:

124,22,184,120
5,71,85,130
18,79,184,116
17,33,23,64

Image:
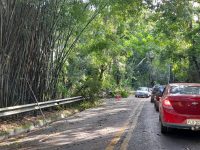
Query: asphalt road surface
0,96,200,150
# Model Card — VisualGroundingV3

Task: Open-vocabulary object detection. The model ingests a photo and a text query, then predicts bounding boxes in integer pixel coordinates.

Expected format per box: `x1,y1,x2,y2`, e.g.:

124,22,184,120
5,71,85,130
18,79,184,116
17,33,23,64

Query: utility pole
147,51,154,87
168,64,172,83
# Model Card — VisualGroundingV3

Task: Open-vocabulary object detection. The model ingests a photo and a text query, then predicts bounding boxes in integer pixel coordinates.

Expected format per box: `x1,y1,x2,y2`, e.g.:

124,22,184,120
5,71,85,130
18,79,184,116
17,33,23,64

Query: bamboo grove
0,0,106,107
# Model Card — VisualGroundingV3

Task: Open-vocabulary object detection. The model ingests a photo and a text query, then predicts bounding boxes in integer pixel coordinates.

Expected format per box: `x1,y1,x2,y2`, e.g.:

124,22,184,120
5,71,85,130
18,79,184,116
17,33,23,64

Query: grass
79,99,102,110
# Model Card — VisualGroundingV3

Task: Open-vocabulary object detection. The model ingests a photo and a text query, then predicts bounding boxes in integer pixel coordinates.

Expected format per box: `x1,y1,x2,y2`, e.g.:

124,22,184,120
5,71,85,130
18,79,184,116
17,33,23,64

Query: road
0,96,200,150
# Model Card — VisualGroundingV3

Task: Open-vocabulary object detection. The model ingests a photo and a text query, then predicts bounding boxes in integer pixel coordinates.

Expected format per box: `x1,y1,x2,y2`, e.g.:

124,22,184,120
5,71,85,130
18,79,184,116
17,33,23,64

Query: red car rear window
170,86,200,95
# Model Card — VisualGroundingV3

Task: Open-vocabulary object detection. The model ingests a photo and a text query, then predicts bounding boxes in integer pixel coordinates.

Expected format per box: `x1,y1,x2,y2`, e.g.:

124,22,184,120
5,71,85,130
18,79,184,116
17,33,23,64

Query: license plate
187,119,200,125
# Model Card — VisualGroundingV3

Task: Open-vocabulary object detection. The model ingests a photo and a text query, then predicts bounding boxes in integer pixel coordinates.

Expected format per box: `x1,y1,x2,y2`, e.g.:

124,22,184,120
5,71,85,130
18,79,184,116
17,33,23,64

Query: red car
159,83,200,133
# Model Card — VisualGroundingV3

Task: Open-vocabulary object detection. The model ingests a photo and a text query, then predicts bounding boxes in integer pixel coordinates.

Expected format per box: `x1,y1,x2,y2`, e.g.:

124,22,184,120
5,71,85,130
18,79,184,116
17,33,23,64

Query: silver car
135,87,151,98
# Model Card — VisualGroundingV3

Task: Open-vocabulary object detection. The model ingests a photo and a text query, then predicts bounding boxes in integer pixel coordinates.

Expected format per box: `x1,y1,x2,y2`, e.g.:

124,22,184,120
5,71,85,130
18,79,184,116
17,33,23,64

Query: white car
135,87,151,98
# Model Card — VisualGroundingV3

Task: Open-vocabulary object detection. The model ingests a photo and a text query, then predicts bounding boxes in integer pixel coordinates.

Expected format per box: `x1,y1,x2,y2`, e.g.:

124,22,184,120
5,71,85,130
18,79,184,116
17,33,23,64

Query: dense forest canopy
0,0,200,107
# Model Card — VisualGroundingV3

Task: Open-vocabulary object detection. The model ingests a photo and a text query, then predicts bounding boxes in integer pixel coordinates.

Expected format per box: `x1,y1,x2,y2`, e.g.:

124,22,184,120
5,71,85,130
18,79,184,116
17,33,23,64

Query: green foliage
79,77,102,99
2,0,200,109
56,0,200,93
119,89,129,98
79,100,102,110
109,87,130,98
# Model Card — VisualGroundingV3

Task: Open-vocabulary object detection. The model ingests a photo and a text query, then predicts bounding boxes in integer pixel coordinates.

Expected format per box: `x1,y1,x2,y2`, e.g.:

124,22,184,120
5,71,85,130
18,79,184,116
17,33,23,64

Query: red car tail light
162,99,173,109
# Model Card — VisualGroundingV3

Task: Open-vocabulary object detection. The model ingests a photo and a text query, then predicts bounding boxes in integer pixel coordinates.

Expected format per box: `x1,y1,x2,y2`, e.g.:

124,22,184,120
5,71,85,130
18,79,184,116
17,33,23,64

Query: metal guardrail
0,96,84,117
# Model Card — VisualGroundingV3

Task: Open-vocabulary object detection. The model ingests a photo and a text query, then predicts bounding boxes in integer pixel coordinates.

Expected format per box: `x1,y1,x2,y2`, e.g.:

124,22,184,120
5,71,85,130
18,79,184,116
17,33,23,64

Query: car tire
160,122,168,134
155,103,159,112
156,105,159,112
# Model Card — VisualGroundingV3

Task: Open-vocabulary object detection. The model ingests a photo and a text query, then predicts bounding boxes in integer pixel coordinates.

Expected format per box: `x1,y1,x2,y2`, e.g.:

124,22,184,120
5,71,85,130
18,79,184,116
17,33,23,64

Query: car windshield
159,86,165,92
170,85,200,95
138,87,148,91
152,85,164,93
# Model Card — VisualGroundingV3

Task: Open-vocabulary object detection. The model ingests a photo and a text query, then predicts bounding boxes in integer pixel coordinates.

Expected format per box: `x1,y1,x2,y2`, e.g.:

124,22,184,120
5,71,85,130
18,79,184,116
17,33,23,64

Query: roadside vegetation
0,0,200,107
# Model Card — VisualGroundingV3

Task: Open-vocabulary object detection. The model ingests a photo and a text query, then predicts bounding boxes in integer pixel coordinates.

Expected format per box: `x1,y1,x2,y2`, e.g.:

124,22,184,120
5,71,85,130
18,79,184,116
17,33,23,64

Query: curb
0,109,79,141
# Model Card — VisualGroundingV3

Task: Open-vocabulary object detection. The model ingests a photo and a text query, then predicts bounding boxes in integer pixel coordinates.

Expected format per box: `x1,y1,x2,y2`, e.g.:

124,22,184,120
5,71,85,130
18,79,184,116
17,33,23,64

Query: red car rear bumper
162,122,197,130
160,108,200,129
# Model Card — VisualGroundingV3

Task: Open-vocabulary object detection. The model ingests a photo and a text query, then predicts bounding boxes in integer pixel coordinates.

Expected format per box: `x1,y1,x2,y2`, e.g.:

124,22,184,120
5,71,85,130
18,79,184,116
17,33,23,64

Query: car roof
153,84,160,87
153,85,165,88
169,83,200,86
138,87,148,90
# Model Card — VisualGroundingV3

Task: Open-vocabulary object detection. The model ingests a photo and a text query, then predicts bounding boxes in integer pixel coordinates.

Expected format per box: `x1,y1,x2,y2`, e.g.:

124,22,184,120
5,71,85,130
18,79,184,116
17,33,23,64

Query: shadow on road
163,129,200,139
0,97,136,150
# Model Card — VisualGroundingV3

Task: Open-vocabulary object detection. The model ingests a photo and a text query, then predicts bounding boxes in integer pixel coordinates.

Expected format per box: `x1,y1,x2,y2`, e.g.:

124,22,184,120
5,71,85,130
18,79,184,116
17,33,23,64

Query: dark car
150,85,160,102
153,85,165,111
159,83,200,134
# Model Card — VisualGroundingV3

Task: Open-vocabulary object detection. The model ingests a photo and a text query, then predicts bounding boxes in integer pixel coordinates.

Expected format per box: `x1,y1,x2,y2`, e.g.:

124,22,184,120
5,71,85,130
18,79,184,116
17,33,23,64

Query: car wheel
156,105,159,112
155,103,159,112
160,121,168,134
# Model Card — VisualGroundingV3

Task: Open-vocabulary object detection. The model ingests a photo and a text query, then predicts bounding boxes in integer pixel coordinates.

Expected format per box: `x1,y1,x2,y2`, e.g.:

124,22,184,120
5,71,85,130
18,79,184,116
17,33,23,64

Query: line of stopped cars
136,83,200,134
